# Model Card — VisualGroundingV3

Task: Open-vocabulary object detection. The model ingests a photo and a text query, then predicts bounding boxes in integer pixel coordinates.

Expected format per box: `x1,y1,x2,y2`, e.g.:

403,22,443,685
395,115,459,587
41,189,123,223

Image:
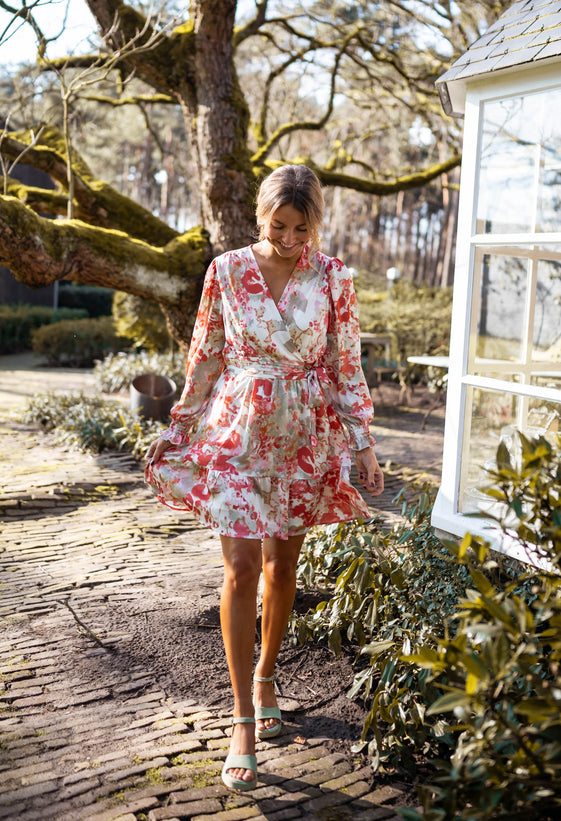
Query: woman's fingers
146,438,172,462
356,449,384,496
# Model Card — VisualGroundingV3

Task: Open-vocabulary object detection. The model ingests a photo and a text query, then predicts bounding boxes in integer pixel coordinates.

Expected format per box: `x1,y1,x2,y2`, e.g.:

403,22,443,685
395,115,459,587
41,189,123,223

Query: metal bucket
130,373,176,421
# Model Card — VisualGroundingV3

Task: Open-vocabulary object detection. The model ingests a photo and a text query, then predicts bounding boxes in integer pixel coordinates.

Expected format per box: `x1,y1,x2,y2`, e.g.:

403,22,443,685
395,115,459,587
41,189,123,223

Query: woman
146,164,384,791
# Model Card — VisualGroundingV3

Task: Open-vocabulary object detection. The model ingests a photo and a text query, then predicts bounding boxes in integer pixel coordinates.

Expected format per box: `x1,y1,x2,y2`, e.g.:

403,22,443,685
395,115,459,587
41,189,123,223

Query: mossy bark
2,127,179,246
85,0,257,253
0,196,207,349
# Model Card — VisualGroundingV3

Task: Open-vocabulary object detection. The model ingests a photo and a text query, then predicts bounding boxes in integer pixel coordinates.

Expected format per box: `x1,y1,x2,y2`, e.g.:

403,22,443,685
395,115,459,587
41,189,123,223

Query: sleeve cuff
349,430,376,451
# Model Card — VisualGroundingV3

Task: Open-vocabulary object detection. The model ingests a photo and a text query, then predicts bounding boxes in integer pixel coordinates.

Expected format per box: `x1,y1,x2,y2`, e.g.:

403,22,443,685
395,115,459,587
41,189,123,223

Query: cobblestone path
0,415,414,821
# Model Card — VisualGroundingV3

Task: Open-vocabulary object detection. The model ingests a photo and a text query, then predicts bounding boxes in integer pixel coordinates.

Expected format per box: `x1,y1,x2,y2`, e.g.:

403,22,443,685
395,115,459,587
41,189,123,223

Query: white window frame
432,63,561,563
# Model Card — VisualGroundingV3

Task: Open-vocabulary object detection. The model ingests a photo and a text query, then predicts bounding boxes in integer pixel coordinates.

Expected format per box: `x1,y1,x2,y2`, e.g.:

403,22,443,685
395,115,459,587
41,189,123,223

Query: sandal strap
224,753,257,770
255,705,281,720
254,674,275,682
232,716,256,725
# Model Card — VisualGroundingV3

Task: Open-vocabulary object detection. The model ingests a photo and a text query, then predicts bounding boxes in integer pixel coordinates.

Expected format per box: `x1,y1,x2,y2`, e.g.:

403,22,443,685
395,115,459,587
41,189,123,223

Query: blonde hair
255,165,324,249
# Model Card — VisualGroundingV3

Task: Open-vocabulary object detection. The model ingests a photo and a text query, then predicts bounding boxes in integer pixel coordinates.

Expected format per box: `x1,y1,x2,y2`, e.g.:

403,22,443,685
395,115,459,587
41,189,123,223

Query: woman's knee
222,543,262,591
262,554,297,589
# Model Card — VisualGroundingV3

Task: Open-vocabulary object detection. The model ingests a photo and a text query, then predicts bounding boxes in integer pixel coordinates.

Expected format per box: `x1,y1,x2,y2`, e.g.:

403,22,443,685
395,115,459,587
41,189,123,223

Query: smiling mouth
277,240,300,249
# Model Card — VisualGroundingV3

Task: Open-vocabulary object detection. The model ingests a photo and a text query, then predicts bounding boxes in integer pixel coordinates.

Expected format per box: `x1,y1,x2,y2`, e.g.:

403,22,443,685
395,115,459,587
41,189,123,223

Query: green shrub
400,433,561,821
292,433,561,820
58,284,114,317
291,488,471,773
94,350,185,394
356,282,453,365
14,391,162,456
0,304,88,354
112,291,171,351
31,316,127,366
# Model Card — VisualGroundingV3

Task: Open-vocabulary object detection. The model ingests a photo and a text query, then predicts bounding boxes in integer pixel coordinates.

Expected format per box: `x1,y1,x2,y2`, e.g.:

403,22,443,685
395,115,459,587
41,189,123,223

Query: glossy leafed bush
401,433,561,821
294,433,561,820
14,391,162,456
291,487,470,773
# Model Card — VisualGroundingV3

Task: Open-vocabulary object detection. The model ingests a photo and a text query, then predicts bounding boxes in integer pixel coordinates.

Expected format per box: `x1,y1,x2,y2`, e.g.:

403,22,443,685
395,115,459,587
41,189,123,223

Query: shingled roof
437,0,561,116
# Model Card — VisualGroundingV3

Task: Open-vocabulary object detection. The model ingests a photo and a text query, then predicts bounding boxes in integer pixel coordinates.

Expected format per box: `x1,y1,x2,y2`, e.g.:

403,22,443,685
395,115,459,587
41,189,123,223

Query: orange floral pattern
145,245,375,539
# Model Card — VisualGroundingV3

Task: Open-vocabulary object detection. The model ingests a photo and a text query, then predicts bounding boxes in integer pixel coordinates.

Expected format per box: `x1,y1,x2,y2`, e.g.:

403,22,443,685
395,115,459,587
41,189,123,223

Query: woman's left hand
355,447,384,497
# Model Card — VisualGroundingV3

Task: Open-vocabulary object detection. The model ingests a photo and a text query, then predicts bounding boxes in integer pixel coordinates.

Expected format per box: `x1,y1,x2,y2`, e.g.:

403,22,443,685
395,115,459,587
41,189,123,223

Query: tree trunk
180,0,256,253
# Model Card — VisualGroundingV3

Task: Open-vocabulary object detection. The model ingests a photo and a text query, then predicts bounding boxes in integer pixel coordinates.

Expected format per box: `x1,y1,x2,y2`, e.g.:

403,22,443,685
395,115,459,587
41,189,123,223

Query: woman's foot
254,674,281,736
225,718,257,784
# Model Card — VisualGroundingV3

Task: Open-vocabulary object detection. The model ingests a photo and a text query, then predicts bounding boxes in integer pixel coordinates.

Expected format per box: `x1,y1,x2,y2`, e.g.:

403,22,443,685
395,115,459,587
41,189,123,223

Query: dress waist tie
224,359,327,448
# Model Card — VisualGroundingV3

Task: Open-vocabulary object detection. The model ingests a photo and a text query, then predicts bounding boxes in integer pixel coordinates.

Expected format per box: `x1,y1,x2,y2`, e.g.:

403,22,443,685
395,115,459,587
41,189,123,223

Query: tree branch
234,0,269,46
1,126,178,245
5,178,69,213
0,195,207,310
263,154,462,196
84,0,196,98
82,92,176,106
251,30,356,165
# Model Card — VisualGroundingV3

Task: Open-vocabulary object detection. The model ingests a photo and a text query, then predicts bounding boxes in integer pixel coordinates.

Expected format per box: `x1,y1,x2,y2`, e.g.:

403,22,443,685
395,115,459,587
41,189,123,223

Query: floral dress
145,244,375,540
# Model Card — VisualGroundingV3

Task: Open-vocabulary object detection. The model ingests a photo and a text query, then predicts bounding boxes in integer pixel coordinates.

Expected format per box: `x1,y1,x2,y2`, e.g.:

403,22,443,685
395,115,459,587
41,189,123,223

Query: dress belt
224,359,327,447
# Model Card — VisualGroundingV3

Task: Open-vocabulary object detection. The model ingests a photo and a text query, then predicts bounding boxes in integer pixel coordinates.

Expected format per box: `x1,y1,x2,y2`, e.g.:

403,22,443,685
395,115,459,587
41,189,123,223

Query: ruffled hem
145,460,370,540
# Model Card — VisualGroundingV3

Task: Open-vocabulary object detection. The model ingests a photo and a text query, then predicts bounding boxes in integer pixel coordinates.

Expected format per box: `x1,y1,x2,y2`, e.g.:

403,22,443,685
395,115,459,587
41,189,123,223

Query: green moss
143,766,165,785
180,759,222,788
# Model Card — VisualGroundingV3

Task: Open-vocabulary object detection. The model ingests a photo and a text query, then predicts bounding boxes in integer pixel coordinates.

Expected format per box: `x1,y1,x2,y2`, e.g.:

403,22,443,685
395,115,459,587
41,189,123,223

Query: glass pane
477,89,561,234
527,397,560,442
533,259,561,358
531,374,561,390
460,388,561,514
474,253,528,364
460,387,517,513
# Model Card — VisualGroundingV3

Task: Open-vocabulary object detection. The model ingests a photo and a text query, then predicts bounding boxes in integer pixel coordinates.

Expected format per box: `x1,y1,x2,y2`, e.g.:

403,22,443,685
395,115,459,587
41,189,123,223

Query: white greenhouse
432,0,561,562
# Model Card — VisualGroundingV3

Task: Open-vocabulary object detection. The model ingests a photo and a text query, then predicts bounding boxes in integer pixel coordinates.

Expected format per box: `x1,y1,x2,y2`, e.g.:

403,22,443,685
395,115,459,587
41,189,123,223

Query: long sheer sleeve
320,259,374,451
160,260,225,445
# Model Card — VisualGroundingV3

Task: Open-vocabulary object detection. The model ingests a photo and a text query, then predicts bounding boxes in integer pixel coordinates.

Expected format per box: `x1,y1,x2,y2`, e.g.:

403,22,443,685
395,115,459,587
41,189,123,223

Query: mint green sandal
254,674,282,740
221,717,258,791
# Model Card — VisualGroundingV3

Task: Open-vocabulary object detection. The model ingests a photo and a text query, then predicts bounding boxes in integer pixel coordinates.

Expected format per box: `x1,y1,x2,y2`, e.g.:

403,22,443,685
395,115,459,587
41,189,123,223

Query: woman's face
264,204,310,260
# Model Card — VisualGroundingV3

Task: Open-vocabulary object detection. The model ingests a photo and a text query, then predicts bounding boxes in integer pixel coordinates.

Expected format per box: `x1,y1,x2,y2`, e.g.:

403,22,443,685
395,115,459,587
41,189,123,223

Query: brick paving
0,356,442,820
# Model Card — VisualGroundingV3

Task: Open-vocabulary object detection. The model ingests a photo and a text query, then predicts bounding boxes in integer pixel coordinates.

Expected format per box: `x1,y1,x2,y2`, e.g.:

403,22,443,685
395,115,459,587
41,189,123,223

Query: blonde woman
146,164,383,791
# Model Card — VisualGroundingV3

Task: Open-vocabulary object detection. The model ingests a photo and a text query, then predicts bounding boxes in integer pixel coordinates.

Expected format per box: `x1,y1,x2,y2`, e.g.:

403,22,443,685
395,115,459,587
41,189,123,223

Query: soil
73,381,445,757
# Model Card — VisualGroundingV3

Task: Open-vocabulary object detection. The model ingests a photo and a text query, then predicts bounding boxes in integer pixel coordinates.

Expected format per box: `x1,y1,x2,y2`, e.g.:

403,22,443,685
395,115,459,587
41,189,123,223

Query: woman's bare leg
220,535,262,783
254,533,307,733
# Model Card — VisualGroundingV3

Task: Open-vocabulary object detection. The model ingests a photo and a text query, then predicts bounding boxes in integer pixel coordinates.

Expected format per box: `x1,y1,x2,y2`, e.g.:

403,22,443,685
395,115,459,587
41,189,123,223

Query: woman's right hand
146,437,174,463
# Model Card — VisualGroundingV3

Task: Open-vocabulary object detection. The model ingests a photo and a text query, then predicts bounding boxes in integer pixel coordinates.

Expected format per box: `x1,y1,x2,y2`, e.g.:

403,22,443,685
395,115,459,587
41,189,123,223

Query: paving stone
351,808,399,820
0,391,429,821
104,756,170,782
192,807,262,821
321,765,373,791
356,785,406,805
148,800,223,820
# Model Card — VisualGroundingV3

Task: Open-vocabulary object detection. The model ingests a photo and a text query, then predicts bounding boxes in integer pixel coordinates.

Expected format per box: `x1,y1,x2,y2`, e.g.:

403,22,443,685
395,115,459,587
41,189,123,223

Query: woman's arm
147,259,225,459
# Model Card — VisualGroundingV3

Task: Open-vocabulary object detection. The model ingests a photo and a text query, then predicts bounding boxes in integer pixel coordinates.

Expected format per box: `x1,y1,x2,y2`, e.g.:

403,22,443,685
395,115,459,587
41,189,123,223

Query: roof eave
437,54,561,118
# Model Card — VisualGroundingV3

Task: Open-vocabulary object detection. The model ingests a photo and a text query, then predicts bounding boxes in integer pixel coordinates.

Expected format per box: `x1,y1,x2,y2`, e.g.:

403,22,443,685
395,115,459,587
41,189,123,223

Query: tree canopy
0,0,509,347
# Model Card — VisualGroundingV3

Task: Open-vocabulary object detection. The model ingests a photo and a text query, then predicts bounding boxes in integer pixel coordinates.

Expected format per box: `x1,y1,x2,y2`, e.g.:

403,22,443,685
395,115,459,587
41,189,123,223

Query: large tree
0,0,508,348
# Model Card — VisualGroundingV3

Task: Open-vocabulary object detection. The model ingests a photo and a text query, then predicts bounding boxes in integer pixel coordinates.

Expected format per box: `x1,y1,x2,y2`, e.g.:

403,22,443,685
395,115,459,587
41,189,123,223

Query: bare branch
263,154,462,196
82,92,176,106
251,28,358,165
0,117,44,195
1,127,178,245
234,0,269,46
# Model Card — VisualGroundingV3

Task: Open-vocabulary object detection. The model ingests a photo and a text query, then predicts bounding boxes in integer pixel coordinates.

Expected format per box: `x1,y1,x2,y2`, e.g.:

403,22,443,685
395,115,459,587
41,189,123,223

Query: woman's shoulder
212,245,253,268
309,248,351,278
